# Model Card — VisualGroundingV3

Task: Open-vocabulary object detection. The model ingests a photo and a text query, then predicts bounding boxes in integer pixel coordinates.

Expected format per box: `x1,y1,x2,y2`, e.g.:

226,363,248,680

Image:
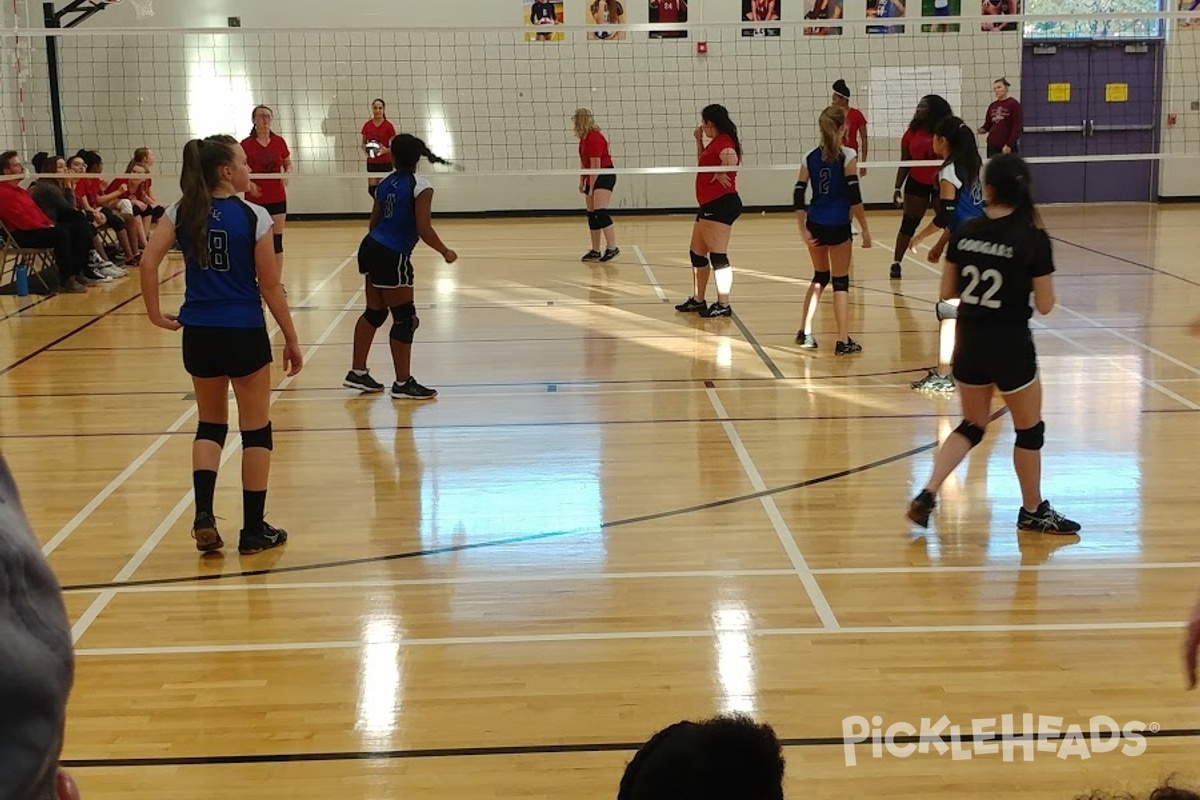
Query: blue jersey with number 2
805,146,856,226
171,196,273,329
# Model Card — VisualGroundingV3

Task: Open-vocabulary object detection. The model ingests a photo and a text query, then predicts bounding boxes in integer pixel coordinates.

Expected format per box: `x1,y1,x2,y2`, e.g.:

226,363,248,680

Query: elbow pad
934,197,956,229
793,181,808,211
845,174,863,207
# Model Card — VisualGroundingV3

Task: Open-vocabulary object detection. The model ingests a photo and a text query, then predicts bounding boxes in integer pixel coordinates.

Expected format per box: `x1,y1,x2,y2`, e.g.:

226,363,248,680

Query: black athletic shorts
99,206,125,231
697,192,743,226
367,162,392,174
806,220,852,247
904,177,936,202
586,173,616,193
358,234,414,289
261,201,287,217
952,324,1039,395
182,326,272,379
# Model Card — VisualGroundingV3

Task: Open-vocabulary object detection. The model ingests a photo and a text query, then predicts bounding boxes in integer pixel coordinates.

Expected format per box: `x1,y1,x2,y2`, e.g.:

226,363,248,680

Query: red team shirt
240,134,291,205
656,0,685,21
0,181,53,231
696,133,738,206
362,119,397,166
842,107,867,151
73,177,103,207
579,130,614,174
901,127,939,185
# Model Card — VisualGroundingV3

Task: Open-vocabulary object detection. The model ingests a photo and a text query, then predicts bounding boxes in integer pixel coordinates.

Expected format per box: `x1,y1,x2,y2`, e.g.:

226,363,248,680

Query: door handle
1024,125,1085,133
1091,123,1155,132
1085,119,1095,137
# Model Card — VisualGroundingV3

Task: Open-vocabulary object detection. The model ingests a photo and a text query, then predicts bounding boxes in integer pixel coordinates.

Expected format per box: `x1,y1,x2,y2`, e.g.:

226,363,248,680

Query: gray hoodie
0,455,74,800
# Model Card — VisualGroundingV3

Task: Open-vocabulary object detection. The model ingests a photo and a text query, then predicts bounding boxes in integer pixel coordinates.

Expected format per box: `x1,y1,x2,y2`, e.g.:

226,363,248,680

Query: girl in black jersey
906,155,1081,535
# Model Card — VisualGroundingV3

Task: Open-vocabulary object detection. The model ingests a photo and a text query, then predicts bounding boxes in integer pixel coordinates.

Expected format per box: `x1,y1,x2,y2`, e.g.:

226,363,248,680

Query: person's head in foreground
618,714,785,800
0,455,79,800
1075,781,1200,800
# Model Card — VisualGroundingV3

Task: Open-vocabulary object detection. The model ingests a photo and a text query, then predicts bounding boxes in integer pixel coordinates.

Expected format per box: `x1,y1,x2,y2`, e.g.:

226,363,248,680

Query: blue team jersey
368,172,433,255
171,196,273,329
939,163,985,230
805,146,856,226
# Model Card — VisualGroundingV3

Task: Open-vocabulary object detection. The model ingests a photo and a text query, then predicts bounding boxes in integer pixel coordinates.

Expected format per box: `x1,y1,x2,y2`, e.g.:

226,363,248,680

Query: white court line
73,619,1187,658
1057,305,1200,380
70,283,366,644
704,386,840,629
41,250,358,558
58,559,1200,597
632,245,669,302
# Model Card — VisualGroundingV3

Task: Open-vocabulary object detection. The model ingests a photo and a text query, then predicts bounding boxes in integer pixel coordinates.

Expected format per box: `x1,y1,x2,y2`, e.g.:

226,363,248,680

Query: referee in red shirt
0,152,90,292
832,79,869,176
979,78,1023,157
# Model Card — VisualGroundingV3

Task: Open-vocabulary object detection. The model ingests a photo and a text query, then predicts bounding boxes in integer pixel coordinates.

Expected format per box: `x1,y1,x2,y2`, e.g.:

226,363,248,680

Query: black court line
60,432,951,592
1052,235,1200,289
0,270,184,378
62,726,1200,768
731,310,785,378
0,293,56,322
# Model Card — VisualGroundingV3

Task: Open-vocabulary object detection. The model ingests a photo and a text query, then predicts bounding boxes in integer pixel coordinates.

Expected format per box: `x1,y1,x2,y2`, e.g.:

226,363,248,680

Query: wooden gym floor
3,205,1200,799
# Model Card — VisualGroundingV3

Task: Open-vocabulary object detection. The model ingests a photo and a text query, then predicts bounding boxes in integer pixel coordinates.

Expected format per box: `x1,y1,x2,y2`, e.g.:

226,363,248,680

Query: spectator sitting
0,151,92,293
29,152,125,281
128,148,166,221
70,151,138,266
79,149,147,256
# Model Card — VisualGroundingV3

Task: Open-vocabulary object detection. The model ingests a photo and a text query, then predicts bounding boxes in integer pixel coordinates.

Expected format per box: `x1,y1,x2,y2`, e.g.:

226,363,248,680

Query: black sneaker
599,247,620,262
701,303,732,318
796,332,817,350
581,250,602,262
674,297,707,313
392,376,438,400
835,338,862,355
192,512,223,553
890,262,902,279
907,490,936,528
239,521,287,555
1017,501,1082,535
344,369,386,393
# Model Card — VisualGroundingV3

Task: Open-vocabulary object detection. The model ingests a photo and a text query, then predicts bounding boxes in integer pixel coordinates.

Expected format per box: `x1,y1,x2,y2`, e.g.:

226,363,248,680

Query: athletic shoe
61,277,88,294
1017,501,1082,535
392,376,438,400
88,251,116,270
100,265,128,279
911,370,955,393
581,250,602,262
599,247,620,262
890,262,902,279
701,303,732,318
344,369,386,393
835,338,862,355
796,332,818,350
907,490,936,528
85,268,113,283
192,512,223,553
239,521,287,555
674,297,707,313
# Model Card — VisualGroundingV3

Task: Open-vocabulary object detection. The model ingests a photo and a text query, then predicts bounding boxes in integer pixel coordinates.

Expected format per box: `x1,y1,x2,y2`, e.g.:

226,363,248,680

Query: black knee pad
389,301,418,344
689,250,710,269
195,421,229,447
899,214,921,237
710,252,730,270
1015,421,1045,451
587,211,604,231
241,423,273,452
361,307,388,328
831,274,850,292
594,210,613,229
812,271,831,287
273,233,284,254
954,420,986,447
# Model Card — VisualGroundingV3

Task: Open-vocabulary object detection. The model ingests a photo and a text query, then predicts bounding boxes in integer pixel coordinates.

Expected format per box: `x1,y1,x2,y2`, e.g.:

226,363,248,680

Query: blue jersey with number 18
170,196,274,329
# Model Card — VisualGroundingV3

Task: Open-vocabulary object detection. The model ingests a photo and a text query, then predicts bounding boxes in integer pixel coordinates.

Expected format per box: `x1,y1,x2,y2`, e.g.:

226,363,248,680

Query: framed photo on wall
922,0,960,32
803,0,843,35
526,0,565,41
588,0,627,39
867,0,906,34
649,0,688,37
981,0,1018,31
742,0,781,36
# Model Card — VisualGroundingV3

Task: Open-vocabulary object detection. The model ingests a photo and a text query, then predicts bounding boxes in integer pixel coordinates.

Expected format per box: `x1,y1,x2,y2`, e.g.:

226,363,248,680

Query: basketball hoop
97,0,154,18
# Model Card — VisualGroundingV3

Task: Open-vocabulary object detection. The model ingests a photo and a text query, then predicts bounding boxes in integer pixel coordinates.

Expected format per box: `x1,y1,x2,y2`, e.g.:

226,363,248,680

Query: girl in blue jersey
140,134,302,555
344,134,457,399
794,105,872,355
909,115,984,392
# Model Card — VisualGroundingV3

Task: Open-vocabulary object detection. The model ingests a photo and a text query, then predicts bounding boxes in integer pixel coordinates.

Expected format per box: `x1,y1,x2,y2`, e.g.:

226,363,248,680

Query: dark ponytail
935,115,981,191
983,153,1042,228
177,135,240,268
389,133,451,174
701,104,742,159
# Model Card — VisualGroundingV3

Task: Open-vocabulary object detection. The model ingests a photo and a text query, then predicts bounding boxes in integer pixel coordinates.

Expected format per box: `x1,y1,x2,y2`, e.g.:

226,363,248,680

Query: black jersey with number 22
946,214,1055,325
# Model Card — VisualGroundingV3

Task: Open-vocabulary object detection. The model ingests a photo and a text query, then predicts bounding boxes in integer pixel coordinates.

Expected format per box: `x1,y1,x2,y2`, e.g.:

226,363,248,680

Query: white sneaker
100,265,128,278
89,251,116,269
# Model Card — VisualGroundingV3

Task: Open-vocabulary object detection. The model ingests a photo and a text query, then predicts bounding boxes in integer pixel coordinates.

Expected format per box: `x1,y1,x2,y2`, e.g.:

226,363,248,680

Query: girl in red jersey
573,108,619,263
889,94,953,279
241,104,292,277
675,104,742,319
362,98,396,198
129,148,166,221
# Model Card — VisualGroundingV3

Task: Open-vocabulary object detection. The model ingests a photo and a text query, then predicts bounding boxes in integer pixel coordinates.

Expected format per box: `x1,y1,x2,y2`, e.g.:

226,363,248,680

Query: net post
41,2,66,157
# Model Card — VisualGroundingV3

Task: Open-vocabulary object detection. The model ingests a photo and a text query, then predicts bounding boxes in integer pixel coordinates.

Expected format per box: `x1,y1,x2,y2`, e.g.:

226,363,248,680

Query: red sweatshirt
0,181,54,231
983,97,1023,150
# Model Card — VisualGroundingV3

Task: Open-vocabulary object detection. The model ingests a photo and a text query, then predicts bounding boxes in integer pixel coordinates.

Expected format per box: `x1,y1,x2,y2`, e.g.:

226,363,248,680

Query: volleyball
365,140,382,158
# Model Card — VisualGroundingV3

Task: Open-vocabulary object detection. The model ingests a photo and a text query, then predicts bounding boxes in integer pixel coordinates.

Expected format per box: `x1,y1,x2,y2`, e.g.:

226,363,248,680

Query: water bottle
15,264,29,297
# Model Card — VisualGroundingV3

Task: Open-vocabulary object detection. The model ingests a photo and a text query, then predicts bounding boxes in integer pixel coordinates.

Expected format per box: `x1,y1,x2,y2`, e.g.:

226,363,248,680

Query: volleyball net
1,6,1199,214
